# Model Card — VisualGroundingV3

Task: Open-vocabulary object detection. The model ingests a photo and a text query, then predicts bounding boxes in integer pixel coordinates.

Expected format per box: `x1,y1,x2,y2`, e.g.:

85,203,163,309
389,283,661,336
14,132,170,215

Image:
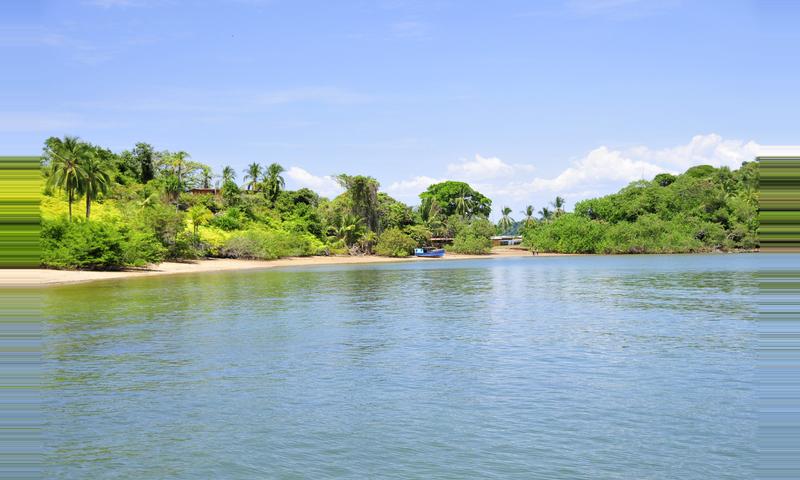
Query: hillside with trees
521,163,759,254
40,136,497,269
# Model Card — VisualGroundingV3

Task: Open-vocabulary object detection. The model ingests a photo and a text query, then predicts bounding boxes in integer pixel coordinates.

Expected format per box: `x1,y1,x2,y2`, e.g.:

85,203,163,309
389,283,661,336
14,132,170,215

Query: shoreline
1,248,554,287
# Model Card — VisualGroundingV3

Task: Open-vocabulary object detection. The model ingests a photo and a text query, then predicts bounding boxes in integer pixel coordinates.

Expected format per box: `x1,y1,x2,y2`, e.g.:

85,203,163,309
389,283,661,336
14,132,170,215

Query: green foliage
450,218,494,254
41,218,164,269
375,228,417,257
210,207,246,231
525,163,759,254
419,181,491,218
222,228,323,259
402,224,432,246
523,214,606,253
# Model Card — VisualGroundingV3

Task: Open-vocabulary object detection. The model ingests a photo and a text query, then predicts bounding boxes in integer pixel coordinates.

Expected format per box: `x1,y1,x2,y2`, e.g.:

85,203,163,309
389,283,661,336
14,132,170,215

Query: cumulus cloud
446,154,536,180
285,167,343,198
383,133,766,217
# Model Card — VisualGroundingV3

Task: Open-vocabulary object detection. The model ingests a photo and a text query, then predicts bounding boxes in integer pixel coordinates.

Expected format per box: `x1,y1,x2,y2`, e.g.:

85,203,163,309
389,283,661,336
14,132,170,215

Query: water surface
43,254,767,479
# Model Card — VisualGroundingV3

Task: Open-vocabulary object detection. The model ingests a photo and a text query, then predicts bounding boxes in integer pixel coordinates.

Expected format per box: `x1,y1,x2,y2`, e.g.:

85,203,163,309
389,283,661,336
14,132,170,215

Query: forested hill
522,162,759,254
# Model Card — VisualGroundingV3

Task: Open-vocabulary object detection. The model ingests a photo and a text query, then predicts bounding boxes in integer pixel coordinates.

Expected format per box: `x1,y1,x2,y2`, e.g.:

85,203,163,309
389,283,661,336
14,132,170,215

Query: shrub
375,228,417,257
41,218,164,269
523,214,606,253
450,218,494,254
402,224,432,246
221,228,323,259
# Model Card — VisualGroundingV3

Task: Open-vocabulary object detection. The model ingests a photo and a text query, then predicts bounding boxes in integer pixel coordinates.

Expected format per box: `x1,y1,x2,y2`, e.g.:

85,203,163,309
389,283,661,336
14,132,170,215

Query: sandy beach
0,247,565,287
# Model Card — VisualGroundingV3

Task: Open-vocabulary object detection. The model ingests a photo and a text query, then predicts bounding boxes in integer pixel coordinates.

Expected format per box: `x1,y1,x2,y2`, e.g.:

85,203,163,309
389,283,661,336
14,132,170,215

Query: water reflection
41,254,770,479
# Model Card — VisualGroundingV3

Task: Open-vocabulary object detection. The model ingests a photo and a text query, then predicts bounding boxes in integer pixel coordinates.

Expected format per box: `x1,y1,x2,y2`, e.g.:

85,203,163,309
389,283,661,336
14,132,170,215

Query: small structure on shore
188,188,220,196
491,235,523,247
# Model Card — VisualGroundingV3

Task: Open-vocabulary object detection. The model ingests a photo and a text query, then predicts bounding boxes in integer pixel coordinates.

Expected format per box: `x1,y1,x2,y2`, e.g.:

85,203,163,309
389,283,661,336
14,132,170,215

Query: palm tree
263,162,285,203
335,174,380,232
200,165,213,189
222,165,236,184
170,151,191,183
498,206,515,232
454,185,474,218
539,207,553,222
243,163,262,191
45,136,89,221
521,205,535,226
551,196,566,216
79,153,113,220
331,213,365,247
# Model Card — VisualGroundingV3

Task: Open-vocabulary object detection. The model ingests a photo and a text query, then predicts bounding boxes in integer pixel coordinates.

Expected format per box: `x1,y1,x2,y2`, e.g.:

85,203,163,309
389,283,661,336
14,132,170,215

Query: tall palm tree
243,163,262,191
200,165,213,189
170,151,191,183
498,206,515,232
551,196,566,216
521,205,535,226
222,165,236,184
45,136,89,221
335,174,380,232
79,153,113,220
454,185,473,218
263,163,285,203
539,207,553,222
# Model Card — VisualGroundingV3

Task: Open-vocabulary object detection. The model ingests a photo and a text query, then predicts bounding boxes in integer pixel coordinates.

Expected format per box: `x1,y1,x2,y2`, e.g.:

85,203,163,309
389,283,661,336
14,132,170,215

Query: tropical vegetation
521,163,759,254
39,137,498,269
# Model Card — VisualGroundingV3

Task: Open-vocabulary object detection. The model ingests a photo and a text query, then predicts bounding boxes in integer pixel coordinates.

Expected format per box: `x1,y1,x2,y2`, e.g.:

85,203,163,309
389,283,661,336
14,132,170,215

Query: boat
414,247,445,258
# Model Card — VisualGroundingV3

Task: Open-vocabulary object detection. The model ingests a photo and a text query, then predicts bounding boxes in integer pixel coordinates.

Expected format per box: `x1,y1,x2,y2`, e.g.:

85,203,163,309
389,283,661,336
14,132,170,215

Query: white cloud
384,133,765,218
385,175,441,203
285,167,343,198
257,87,371,105
446,154,535,180
631,133,761,169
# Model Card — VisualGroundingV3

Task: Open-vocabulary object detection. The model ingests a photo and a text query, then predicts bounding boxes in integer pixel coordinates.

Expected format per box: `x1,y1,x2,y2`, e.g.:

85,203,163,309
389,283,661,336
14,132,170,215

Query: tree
263,162,285,203
44,136,89,221
243,163,262,191
169,151,191,183
539,207,553,222
521,205,535,226
335,174,380,232
132,142,156,182
498,206,515,233
419,181,491,218
551,196,566,217
79,152,113,220
331,213,365,247
188,205,213,238
222,165,236,184
200,165,213,189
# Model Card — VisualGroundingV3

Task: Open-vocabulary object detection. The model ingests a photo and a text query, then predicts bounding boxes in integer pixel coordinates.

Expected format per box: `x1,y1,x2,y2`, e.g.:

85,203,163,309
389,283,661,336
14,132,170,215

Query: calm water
42,254,767,479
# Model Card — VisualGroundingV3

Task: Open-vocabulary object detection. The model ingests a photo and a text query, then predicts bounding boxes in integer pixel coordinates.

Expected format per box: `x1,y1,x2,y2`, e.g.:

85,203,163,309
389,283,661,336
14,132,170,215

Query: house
188,188,220,196
491,235,523,247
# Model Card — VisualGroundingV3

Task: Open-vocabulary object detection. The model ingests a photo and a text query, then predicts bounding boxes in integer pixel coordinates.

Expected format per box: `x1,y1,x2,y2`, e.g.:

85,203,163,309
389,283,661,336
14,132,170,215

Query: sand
0,247,566,287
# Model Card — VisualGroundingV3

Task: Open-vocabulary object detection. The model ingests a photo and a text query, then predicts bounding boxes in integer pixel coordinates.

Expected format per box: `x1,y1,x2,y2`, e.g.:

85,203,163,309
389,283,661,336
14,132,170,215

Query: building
491,235,523,247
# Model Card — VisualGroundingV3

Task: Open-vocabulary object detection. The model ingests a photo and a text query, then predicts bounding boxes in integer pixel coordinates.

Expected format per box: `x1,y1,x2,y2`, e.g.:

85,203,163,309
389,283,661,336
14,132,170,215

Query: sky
1,0,798,217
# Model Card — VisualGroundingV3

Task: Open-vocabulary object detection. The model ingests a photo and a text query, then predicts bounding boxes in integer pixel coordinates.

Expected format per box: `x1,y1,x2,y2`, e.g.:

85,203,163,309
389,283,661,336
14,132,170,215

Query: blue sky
1,0,798,215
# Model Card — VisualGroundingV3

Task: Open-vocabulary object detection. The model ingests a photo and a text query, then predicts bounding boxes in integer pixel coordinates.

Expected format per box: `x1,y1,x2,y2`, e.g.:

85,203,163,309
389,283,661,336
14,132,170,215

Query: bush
450,218,493,254
41,218,164,269
210,207,246,231
402,224,432,247
221,228,324,259
375,228,417,257
523,214,607,253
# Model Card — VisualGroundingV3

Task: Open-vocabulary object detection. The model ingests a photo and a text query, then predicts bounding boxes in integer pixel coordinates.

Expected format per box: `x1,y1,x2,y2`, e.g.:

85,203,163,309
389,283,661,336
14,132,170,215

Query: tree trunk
68,188,73,221
86,195,91,220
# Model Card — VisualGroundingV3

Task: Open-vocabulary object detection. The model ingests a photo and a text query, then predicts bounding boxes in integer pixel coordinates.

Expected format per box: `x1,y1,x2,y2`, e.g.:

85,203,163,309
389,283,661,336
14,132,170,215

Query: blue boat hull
414,248,445,258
